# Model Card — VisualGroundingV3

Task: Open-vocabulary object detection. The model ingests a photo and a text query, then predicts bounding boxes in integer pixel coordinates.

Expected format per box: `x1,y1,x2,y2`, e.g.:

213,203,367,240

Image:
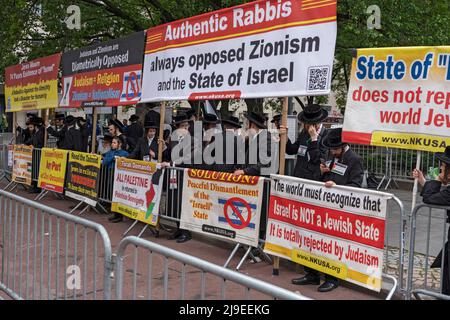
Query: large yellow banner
37,148,68,193
342,46,450,152
4,53,61,112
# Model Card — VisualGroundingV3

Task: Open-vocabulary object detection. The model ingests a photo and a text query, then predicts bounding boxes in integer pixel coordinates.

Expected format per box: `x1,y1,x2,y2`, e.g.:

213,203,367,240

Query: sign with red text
37,148,68,193
12,145,33,186
342,46,450,152
65,151,102,207
264,174,391,292
141,0,336,102
180,169,264,247
111,158,163,226
5,53,61,112
60,31,145,108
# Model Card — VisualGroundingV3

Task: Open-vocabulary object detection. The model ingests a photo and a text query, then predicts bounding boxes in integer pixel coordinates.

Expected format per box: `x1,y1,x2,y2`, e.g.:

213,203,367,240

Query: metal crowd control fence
0,188,113,300
350,144,439,185
406,203,450,300
114,236,310,300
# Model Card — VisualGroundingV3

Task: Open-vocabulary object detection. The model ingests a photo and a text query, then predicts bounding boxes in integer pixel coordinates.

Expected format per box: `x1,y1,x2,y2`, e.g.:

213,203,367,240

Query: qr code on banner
307,66,330,92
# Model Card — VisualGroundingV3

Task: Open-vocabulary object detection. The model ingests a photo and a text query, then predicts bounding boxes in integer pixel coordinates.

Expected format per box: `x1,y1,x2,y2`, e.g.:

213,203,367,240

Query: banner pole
273,97,289,276
13,112,17,144
91,107,98,153
411,150,421,214
157,101,166,163
43,109,48,147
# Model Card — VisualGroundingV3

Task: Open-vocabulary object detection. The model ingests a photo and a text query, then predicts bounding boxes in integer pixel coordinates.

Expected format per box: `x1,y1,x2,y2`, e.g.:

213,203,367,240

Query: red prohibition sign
125,72,139,101
224,197,252,230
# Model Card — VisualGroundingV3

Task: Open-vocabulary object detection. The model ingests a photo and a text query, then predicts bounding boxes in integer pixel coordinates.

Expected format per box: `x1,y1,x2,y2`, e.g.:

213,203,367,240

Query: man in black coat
144,106,160,131
125,114,144,152
419,146,450,295
63,116,84,152
293,127,363,293
128,120,158,161
234,111,274,177
46,114,67,149
282,104,329,181
77,117,89,152
24,117,44,149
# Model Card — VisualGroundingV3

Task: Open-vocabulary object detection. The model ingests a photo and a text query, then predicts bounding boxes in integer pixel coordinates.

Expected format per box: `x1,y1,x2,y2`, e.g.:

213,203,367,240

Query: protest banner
60,31,146,108
12,145,33,185
111,157,163,226
37,148,68,193
4,53,61,112
342,46,450,153
140,0,336,102
180,169,264,247
65,151,102,207
264,174,391,292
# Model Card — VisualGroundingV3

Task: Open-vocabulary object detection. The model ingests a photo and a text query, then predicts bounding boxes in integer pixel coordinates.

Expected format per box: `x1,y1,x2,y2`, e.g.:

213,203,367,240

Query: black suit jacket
125,122,144,151
47,125,67,149
322,148,364,187
63,127,84,152
241,131,273,177
128,137,158,161
286,128,328,181
25,128,44,149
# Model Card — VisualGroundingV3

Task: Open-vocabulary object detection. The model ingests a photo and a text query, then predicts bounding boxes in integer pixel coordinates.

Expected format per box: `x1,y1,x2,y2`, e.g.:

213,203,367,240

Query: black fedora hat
298,104,328,124
203,113,220,124
55,113,65,120
172,113,189,126
101,133,113,143
222,116,241,128
435,146,450,165
144,119,158,129
185,108,196,119
244,111,267,129
271,114,281,123
322,128,347,149
109,119,125,132
28,116,41,126
65,115,76,126
129,114,139,122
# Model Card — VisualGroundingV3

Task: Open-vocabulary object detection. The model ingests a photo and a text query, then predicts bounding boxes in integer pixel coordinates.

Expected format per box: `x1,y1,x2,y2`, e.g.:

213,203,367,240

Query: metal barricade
406,203,450,300
114,236,310,300
31,148,42,182
97,164,115,204
0,189,113,300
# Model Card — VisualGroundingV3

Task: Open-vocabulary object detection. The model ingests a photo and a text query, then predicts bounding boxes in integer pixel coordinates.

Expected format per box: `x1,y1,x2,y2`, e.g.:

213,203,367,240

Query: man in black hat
128,120,158,161
271,114,282,130
292,127,363,293
125,114,144,152
108,118,129,150
98,133,113,155
165,112,200,243
415,146,450,295
144,104,161,132
46,113,67,149
16,113,36,144
76,117,89,152
234,111,273,177
63,116,84,152
24,116,44,149
281,104,329,181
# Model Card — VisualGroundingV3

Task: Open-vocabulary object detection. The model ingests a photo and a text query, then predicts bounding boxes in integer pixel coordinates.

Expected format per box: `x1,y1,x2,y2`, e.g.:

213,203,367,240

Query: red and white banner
141,0,336,101
264,174,391,292
180,169,264,247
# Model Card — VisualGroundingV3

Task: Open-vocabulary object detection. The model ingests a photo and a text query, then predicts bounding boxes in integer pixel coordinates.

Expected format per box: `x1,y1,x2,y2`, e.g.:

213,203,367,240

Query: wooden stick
158,101,166,163
273,97,289,276
43,109,48,147
91,107,98,153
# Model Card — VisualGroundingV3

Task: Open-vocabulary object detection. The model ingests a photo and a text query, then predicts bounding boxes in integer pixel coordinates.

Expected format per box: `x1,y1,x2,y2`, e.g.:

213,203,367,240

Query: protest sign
65,151,102,207
141,0,336,102
264,174,391,292
5,53,61,112
12,145,33,185
180,169,264,247
342,46,450,152
60,31,146,107
37,148,68,193
111,158,163,226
